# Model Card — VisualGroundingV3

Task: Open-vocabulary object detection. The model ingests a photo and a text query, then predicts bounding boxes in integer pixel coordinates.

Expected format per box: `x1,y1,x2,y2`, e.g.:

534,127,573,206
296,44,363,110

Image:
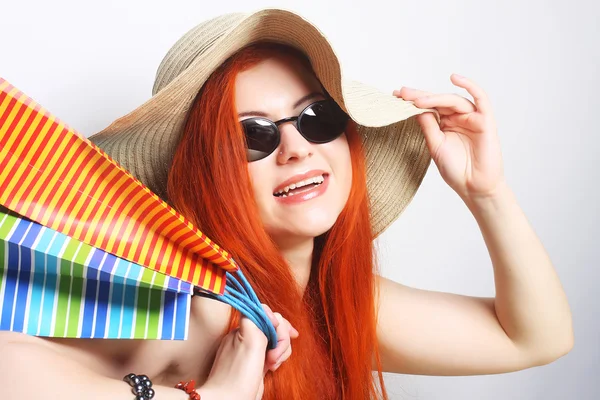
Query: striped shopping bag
0,206,192,339
0,79,276,346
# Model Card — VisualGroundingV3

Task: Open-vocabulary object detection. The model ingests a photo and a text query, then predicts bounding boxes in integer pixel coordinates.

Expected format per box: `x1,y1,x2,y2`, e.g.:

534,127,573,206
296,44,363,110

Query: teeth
274,174,325,196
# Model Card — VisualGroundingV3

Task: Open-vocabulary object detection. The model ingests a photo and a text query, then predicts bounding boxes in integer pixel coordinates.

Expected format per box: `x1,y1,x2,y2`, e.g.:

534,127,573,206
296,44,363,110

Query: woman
0,8,573,400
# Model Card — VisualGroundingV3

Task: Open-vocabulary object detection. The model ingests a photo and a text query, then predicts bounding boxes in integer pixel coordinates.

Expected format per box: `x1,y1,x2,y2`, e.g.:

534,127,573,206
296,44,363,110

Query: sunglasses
241,99,350,162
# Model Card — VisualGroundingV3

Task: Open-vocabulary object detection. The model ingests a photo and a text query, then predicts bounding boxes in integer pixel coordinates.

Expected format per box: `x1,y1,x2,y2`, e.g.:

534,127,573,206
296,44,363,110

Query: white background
1,0,598,398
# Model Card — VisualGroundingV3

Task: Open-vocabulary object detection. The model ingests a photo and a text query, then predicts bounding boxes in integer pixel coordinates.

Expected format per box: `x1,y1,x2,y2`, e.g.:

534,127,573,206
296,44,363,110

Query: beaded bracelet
175,379,201,400
123,373,155,400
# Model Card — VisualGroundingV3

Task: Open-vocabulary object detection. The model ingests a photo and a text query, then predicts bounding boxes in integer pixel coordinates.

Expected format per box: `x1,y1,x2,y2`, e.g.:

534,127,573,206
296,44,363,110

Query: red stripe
156,231,174,275
64,154,110,238
121,193,154,259
15,114,51,202
163,226,180,276
109,187,151,257
18,121,66,218
94,175,132,249
36,138,88,224
208,262,218,292
0,104,42,205
197,257,207,288
0,95,26,148
0,99,37,197
87,167,127,244
36,137,88,225
97,179,140,249
131,199,162,262
55,145,96,232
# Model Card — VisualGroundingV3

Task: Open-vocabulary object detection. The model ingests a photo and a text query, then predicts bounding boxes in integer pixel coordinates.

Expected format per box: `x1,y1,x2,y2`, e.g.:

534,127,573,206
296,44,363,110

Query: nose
276,121,312,164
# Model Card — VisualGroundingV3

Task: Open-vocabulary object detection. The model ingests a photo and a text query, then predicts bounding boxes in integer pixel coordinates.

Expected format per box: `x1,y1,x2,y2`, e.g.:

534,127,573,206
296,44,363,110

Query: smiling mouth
273,174,327,197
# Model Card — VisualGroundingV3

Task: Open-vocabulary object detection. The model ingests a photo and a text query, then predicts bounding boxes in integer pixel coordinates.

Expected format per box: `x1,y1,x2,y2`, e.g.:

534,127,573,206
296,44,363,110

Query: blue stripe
80,249,105,337
38,233,67,336
12,221,42,332
120,284,137,339
92,253,116,338
26,226,52,334
173,293,188,340
0,220,30,330
107,258,128,338
167,276,179,291
161,291,176,339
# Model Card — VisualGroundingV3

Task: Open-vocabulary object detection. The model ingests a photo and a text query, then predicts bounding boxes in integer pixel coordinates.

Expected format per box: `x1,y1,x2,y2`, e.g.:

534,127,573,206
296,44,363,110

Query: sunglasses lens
242,118,279,162
299,100,349,143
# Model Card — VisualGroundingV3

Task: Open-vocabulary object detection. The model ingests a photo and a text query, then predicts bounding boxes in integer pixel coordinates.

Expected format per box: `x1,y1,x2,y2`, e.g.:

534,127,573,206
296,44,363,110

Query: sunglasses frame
241,99,349,162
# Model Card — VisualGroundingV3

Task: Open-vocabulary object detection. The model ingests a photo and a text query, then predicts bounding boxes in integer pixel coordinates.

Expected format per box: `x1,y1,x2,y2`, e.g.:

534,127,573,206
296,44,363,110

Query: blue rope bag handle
193,268,278,349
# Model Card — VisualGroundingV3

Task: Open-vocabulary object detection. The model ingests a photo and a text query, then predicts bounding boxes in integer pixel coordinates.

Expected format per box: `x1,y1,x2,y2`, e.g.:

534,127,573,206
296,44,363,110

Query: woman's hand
255,305,299,400
202,305,298,400
394,74,507,202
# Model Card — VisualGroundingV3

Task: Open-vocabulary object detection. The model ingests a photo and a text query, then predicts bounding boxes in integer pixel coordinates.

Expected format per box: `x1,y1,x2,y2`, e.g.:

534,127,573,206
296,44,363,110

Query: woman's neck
275,236,314,291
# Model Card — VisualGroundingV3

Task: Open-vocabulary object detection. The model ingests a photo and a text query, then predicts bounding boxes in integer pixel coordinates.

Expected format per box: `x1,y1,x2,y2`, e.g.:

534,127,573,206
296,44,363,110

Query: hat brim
89,8,437,238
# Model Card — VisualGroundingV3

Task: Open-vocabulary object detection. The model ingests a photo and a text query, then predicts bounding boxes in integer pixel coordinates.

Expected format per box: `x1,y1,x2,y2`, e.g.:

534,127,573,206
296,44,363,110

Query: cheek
331,137,353,199
247,162,272,211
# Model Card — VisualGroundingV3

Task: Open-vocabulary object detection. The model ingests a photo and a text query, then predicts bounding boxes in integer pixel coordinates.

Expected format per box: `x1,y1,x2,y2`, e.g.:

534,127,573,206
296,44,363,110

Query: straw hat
88,7,438,238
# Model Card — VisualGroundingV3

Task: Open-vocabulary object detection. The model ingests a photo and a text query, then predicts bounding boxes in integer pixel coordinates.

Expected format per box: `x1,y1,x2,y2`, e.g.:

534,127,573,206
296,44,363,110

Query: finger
271,346,293,371
239,315,268,350
413,93,476,114
450,74,492,116
262,304,279,328
441,112,487,134
290,326,299,339
416,112,445,154
273,312,284,326
393,86,433,100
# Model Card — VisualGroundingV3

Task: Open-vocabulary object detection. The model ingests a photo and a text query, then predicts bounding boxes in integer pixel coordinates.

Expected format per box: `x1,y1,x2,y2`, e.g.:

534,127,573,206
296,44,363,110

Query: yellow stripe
0,148,21,204
104,180,141,251
0,87,24,135
201,266,212,290
214,273,224,295
77,166,121,242
191,258,203,284
148,237,165,274
17,117,64,218
169,249,184,280
121,195,156,260
37,133,85,227
135,211,172,264
0,92,30,150
47,145,95,231
112,188,146,255
93,176,134,249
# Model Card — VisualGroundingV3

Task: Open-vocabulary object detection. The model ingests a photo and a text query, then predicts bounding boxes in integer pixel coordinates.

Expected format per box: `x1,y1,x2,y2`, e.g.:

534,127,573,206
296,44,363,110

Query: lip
274,173,330,205
273,169,328,194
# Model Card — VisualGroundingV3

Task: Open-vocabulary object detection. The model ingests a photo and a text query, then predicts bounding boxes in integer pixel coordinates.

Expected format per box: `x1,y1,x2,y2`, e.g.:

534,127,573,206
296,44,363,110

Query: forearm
463,182,574,361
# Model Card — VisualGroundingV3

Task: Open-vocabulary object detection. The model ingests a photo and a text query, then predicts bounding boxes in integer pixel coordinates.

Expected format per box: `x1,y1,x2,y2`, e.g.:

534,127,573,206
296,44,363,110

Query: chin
275,214,339,240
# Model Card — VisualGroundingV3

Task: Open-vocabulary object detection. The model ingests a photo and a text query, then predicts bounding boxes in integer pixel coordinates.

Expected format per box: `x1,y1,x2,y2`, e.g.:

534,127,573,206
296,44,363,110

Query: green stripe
140,265,155,287
134,285,151,338
0,213,10,290
146,274,166,338
66,243,89,337
55,238,80,336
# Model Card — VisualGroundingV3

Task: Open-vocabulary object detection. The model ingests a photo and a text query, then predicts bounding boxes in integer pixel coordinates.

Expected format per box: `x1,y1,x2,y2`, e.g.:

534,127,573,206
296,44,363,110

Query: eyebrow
237,91,325,118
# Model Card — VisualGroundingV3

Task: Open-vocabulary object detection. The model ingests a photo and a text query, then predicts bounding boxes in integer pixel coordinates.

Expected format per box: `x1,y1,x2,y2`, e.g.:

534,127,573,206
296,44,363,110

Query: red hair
167,42,387,399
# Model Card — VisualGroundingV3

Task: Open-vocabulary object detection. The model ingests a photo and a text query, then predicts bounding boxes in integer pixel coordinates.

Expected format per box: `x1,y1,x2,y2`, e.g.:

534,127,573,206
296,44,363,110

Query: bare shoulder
0,296,233,382
375,275,541,376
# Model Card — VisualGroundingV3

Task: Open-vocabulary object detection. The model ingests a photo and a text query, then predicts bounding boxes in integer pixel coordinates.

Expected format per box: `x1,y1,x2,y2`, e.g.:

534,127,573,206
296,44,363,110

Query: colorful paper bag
0,77,234,294
0,207,192,339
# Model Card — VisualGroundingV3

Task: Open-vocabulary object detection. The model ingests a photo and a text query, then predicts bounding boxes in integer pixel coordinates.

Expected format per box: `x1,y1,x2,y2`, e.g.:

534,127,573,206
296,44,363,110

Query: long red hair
167,42,387,400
